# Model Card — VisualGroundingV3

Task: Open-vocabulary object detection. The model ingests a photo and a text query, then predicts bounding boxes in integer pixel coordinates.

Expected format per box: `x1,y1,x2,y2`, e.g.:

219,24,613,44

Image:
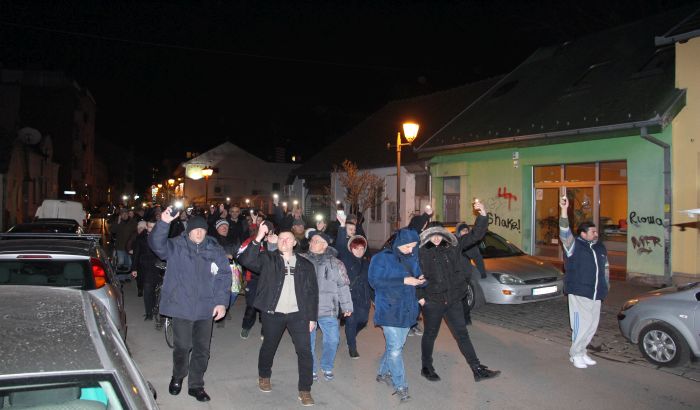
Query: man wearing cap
213,218,238,327
302,230,353,382
149,207,232,403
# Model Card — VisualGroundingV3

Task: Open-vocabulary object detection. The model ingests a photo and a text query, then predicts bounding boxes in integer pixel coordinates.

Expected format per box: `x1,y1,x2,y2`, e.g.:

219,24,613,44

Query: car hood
484,255,563,280
632,283,699,303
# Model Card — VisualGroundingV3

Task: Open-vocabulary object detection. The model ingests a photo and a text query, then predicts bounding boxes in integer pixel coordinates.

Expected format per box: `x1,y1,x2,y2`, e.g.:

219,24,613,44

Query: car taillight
90,257,107,288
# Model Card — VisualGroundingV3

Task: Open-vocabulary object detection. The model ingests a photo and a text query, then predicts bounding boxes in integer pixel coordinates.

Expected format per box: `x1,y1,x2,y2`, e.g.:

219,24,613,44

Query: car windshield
0,259,90,289
478,232,525,258
0,374,126,410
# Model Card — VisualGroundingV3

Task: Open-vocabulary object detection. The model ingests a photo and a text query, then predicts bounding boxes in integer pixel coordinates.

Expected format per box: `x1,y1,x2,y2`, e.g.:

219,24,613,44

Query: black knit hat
186,216,208,234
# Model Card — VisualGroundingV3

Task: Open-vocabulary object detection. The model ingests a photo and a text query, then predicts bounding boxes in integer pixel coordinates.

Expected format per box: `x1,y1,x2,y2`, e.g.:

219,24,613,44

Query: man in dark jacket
456,222,486,325
416,201,501,383
149,209,232,403
559,196,609,369
238,224,319,407
130,220,164,320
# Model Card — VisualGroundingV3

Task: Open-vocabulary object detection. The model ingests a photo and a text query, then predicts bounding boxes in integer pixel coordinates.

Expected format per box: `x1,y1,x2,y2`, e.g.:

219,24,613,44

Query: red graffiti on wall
497,186,518,210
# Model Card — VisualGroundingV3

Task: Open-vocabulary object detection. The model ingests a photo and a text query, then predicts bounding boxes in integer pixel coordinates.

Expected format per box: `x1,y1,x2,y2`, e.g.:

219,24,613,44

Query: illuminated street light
387,122,420,229
201,167,214,205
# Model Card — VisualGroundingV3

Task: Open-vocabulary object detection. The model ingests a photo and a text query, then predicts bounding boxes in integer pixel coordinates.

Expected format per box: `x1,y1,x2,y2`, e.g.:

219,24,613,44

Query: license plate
532,286,558,296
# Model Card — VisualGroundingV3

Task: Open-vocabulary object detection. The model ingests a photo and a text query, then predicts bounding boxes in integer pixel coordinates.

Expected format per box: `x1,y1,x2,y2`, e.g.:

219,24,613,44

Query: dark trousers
344,310,368,349
421,300,480,370
242,278,260,330
143,279,161,317
259,311,313,391
172,317,214,389
461,296,472,324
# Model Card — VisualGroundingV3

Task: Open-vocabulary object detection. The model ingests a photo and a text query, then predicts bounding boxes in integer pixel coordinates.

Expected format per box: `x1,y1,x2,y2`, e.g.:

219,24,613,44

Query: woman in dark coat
336,234,371,359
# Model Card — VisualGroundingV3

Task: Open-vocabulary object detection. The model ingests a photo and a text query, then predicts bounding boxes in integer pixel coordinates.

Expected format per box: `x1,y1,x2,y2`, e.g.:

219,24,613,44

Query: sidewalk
471,280,700,382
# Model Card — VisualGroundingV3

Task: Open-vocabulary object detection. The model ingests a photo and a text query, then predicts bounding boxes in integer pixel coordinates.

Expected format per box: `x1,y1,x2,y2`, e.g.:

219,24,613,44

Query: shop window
565,163,595,182
534,165,561,183
600,161,627,182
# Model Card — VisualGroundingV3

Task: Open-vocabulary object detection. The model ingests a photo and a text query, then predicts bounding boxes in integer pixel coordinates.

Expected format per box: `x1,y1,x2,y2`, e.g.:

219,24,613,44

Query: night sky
1,0,695,172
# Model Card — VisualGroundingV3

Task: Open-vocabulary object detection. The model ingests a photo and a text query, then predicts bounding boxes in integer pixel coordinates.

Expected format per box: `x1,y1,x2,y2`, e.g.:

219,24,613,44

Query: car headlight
621,299,639,311
492,273,525,285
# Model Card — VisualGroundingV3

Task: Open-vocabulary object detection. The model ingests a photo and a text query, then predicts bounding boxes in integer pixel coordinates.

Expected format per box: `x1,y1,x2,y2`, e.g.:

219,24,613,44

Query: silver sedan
466,232,564,309
617,282,700,367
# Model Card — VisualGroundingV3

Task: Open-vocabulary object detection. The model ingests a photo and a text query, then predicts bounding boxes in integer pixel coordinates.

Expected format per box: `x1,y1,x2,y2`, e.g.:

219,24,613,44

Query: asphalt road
123,281,699,410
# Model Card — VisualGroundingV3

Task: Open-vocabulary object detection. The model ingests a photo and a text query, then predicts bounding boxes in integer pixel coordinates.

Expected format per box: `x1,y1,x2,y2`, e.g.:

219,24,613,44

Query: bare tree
333,160,386,215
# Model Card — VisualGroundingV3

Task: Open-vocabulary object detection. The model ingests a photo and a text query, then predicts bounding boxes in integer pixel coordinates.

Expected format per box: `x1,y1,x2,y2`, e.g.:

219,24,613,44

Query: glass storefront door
533,161,627,271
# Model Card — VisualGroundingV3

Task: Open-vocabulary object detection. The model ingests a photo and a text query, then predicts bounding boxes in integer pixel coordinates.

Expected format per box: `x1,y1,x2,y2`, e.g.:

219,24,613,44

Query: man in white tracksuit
559,196,609,369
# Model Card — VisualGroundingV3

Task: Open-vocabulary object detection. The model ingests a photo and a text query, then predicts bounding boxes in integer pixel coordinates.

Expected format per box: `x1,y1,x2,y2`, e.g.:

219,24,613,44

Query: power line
0,20,415,72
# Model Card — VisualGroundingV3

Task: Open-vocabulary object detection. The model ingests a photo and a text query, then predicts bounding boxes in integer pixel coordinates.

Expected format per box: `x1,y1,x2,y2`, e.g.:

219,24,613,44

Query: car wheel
467,280,485,310
637,322,690,367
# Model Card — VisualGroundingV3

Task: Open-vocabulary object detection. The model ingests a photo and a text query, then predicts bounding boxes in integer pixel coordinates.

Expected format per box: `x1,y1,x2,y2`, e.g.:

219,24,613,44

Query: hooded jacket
301,246,353,318
369,229,422,328
149,220,232,321
416,216,488,304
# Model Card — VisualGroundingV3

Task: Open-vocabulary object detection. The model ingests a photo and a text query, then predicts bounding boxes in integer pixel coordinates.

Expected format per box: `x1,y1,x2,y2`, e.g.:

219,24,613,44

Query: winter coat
214,232,237,258
110,218,137,251
238,240,319,322
301,246,353,318
130,231,165,284
416,215,488,304
564,236,609,301
337,235,371,321
369,228,422,328
149,220,232,321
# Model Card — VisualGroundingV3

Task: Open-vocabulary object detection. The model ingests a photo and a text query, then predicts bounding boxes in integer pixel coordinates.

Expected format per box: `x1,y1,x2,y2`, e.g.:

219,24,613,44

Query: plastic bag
231,261,243,294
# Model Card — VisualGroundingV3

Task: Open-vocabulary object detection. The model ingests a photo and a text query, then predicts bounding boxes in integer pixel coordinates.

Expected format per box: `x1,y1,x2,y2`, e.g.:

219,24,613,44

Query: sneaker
322,370,334,381
349,347,360,359
240,328,250,339
258,377,271,393
472,364,501,382
392,387,411,403
298,390,315,406
312,372,318,382
421,367,441,382
582,354,597,366
376,373,392,387
570,356,588,368
413,324,424,336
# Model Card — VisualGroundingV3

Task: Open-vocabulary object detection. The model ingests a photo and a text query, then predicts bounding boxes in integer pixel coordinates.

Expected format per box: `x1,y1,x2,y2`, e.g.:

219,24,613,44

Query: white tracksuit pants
568,294,601,358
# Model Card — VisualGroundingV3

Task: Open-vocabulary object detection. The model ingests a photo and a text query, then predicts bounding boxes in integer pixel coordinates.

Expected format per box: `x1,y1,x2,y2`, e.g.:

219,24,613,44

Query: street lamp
387,122,419,229
201,167,214,205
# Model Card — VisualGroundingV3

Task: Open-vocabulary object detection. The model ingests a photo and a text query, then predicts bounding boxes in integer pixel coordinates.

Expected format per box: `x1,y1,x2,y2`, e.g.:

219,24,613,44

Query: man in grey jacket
302,231,353,382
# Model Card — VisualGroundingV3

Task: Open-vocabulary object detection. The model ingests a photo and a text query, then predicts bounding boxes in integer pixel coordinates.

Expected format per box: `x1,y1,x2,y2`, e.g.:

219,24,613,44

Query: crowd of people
107,194,608,407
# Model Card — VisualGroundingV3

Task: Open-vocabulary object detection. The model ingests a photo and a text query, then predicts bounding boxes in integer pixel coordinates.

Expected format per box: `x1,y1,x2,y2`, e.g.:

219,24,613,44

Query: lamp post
201,167,214,206
387,122,419,230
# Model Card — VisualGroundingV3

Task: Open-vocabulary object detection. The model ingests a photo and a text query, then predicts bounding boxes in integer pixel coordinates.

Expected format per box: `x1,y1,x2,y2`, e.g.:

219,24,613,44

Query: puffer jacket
337,234,371,318
130,231,165,284
238,240,319,322
416,216,488,304
301,246,353,318
369,228,422,328
149,220,232,321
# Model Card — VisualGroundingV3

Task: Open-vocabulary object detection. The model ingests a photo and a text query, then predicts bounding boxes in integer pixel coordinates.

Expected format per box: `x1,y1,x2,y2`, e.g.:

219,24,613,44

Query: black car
8,218,84,234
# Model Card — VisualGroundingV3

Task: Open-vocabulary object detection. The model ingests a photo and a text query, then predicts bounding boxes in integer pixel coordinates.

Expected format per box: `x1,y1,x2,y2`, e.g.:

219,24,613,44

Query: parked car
382,231,564,309
0,286,158,409
617,282,699,367
7,218,84,234
0,233,127,340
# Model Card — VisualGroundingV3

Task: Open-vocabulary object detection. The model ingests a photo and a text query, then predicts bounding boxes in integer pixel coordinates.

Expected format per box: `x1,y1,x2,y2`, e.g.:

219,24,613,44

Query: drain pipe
640,126,672,285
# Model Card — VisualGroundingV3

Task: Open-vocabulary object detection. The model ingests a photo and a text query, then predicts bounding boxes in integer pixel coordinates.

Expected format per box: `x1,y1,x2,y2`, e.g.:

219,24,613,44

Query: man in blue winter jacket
559,196,609,369
149,207,232,402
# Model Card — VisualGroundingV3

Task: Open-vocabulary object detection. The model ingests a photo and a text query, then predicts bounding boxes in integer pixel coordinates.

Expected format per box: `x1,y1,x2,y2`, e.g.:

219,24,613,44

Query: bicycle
153,262,174,348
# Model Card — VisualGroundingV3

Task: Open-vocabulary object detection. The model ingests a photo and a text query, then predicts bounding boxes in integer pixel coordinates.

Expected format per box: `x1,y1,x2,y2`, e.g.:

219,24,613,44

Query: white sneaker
569,356,588,369
582,354,597,366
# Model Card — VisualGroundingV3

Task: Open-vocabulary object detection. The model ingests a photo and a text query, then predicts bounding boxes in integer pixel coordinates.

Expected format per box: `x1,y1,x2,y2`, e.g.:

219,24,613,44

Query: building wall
672,36,700,282
430,128,671,281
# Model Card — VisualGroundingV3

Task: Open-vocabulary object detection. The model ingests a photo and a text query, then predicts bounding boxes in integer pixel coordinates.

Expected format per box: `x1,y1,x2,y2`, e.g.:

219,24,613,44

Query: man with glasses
238,224,319,407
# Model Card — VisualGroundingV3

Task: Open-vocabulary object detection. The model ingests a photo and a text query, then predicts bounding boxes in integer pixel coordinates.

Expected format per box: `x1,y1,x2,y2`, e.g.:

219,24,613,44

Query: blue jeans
378,326,410,390
310,316,340,373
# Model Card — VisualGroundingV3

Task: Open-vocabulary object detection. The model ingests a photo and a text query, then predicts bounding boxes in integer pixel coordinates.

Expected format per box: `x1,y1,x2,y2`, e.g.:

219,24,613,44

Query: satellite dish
17,127,42,145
